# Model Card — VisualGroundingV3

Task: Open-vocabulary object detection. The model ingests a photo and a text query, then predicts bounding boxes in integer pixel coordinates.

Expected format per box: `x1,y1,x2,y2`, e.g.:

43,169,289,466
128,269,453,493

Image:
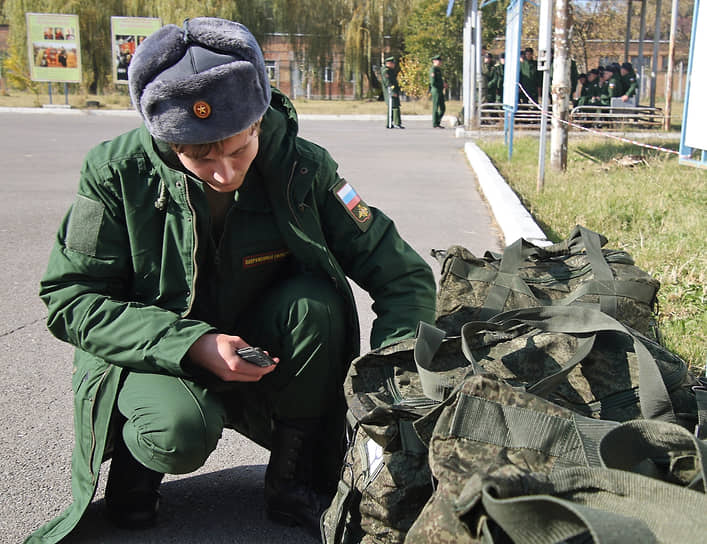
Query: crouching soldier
27,17,435,543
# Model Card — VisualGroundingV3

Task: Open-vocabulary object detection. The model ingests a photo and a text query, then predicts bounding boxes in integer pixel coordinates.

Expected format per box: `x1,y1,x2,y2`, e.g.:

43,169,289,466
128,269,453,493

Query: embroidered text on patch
243,249,290,269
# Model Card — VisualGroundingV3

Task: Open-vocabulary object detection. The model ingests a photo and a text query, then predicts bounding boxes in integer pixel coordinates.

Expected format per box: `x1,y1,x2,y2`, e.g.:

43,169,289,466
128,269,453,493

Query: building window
265,60,277,83
323,66,333,83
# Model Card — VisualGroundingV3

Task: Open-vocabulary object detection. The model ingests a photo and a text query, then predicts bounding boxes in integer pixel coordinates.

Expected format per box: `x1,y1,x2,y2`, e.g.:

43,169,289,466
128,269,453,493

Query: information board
111,17,162,84
683,1,707,150
26,13,81,83
503,0,522,110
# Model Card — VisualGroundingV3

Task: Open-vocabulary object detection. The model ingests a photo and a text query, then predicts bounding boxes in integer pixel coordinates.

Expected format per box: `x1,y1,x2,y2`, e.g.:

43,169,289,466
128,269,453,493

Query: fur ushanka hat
128,18,271,144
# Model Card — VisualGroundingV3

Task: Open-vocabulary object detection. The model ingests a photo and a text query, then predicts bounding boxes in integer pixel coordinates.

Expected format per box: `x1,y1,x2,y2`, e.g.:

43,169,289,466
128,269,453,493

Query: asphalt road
0,110,501,544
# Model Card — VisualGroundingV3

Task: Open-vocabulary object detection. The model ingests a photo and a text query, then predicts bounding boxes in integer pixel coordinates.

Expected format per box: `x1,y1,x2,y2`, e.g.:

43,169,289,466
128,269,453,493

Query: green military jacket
578,77,601,106
519,59,539,100
381,64,400,105
600,74,624,106
28,89,436,543
621,71,637,98
490,62,505,102
430,65,444,92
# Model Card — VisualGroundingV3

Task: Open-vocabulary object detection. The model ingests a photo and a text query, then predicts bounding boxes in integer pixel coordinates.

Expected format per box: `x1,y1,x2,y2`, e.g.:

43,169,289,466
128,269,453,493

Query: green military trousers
431,88,446,127
116,274,347,476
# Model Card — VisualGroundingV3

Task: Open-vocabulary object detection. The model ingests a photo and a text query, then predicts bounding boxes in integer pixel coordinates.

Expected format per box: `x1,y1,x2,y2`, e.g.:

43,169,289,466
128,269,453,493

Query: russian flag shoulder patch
332,180,373,232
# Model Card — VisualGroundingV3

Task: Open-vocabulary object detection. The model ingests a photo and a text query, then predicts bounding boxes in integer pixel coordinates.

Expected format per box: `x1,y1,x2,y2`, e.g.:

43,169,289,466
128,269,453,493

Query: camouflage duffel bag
405,375,707,544
321,323,471,544
458,306,699,429
433,225,660,337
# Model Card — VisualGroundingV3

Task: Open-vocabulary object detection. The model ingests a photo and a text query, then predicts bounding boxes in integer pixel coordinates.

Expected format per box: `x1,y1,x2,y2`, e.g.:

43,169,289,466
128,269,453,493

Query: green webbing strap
598,419,707,490
464,226,629,319
399,419,428,455
461,306,678,424
413,321,458,402
576,225,618,318
479,471,659,544
695,381,707,440
550,278,657,309
480,238,540,318
447,393,602,469
460,320,598,400
539,224,609,258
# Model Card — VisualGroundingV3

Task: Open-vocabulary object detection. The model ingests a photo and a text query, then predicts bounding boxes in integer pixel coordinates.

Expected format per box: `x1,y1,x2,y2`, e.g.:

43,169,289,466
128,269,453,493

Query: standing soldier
430,55,446,128
381,56,404,129
519,47,539,103
481,52,494,104
491,52,505,103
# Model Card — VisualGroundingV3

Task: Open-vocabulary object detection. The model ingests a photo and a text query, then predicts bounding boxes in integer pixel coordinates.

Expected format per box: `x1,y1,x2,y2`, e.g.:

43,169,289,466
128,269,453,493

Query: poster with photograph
26,13,81,83
111,17,162,84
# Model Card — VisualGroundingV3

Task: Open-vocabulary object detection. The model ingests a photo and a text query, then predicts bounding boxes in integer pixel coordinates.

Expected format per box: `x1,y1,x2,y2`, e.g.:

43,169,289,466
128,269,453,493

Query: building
260,33,370,100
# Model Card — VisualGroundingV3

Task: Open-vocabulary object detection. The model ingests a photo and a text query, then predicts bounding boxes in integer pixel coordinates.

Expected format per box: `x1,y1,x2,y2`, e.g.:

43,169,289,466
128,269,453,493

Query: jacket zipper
88,368,111,482
182,174,199,317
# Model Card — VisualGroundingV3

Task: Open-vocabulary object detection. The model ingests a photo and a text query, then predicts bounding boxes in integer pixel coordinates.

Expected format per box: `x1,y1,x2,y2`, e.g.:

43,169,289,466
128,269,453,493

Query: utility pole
664,0,679,130
624,0,633,63
650,0,663,107
638,0,647,102
550,0,570,172
537,0,553,191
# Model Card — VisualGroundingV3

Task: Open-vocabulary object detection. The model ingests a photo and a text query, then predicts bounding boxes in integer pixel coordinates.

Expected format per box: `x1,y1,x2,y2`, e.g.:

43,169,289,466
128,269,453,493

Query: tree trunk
550,0,571,172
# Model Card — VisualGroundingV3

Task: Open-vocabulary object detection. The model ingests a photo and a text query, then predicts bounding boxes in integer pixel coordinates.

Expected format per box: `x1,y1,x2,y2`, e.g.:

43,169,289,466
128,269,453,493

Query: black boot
105,429,164,530
264,418,328,538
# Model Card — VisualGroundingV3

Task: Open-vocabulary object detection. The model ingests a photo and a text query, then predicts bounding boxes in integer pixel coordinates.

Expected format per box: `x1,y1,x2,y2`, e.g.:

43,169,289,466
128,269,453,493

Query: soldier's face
176,125,259,193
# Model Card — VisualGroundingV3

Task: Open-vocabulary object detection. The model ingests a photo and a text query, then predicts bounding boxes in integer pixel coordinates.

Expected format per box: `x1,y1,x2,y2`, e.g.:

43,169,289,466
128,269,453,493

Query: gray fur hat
128,18,271,144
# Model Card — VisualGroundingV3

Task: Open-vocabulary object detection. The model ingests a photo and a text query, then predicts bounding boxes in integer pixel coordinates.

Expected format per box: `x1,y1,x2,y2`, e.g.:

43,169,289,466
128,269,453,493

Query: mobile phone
236,347,277,367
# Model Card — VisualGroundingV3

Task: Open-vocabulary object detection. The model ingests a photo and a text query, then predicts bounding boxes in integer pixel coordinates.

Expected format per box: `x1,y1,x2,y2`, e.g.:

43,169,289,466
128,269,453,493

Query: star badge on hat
193,100,212,119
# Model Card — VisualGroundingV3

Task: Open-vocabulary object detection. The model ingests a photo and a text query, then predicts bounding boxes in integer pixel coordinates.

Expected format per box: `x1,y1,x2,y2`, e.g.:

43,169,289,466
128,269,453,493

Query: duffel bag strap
477,465,707,544
413,321,460,402
462,306,678,424
478,226,616,319
694,378,707,439
480,237,540,319
599,419,707,490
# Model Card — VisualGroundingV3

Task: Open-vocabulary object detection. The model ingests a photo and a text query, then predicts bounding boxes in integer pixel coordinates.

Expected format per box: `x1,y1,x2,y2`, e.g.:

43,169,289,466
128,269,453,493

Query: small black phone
236,346,277,367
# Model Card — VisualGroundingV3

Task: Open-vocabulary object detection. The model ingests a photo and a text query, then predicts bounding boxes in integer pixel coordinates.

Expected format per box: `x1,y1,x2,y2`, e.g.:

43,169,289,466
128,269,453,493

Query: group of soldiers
480,47,639,109
381,54,447,129
574,62,638,108
379,49,639,129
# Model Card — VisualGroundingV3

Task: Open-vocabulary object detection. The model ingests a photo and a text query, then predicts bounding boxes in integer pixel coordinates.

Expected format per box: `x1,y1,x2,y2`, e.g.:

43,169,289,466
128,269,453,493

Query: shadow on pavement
65,465,319,544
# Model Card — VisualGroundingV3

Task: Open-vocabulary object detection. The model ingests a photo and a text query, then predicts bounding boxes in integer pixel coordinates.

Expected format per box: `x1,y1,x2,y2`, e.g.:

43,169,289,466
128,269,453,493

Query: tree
400,0,464,99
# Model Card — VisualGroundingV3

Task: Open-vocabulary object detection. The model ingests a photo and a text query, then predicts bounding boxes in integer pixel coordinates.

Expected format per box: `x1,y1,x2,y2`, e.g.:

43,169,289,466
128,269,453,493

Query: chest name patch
333,180,372,232
243,249,290,269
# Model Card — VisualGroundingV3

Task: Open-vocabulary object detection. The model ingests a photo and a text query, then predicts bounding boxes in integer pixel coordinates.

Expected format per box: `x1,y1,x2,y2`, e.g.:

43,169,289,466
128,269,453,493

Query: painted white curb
464,141,551,247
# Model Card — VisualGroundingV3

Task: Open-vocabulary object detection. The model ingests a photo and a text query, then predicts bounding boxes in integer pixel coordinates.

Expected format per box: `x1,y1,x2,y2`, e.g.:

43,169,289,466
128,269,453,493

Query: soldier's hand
187,333,279,382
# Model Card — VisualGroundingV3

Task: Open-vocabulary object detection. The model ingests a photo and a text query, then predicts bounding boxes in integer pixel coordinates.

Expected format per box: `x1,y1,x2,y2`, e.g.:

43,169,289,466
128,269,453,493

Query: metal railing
478,102,664,130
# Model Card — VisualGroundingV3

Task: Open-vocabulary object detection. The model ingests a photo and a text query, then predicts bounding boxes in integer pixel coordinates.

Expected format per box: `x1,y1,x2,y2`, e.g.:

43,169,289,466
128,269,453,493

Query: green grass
477,135,706,374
